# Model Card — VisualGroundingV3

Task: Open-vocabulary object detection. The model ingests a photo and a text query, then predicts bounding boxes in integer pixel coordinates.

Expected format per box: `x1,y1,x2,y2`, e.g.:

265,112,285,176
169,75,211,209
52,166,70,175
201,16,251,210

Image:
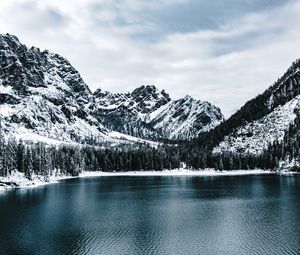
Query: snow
43,71,71,93
92,85,223,140
79,169,273,177
147,97,224,140
278,158,300,173
96,104,120,110
0,85,13,94
0,104,15,117
147,101,173,122
13,130,69,145
0,33,223,143
1,83,167,147
109,131,161,147
214,94,300,155
0,170,76,191
2,169,296,192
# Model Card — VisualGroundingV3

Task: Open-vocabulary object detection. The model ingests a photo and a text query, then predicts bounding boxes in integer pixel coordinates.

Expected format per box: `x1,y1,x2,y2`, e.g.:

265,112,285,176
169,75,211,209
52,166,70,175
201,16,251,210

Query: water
0,175,299,255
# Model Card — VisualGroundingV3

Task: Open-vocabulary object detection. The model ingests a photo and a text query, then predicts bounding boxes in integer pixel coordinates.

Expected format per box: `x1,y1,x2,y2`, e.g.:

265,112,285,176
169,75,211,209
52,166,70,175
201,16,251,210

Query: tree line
2,60,300,178
0,134,181,178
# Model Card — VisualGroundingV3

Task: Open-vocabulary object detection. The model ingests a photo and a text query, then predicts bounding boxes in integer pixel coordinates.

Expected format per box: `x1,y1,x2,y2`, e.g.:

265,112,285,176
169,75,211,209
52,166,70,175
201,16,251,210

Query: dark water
0,175,299,255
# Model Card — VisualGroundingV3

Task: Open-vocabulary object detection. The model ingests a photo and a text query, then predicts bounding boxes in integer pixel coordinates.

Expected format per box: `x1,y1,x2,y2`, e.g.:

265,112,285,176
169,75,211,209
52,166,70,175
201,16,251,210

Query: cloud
0,0,299,117
0,1,70,35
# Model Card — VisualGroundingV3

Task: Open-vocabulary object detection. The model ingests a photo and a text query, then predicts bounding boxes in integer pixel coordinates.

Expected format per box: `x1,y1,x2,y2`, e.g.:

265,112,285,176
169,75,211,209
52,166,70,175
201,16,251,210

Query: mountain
147,96,224,140
212,59,300,155
0,34,158,146
91,85,170,140
0,34,223,144
179,59,300,170
0,34,110,145
213,94,300,155
92,86,224,140
185,59,300,158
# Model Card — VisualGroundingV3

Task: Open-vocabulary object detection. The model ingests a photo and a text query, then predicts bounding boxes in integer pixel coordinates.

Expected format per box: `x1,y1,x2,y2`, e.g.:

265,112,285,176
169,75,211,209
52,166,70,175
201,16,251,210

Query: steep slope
0,34,138,145
209,59,300,155
91,85,170,139
92,86,224,140
0,34,224,144
213,95,300,154
0,34,105,144
148,96,224,140
129,85,171,117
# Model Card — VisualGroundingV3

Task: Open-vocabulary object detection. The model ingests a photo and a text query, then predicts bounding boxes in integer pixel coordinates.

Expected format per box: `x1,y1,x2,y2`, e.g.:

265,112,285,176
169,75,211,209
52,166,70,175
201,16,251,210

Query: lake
0,174,299,255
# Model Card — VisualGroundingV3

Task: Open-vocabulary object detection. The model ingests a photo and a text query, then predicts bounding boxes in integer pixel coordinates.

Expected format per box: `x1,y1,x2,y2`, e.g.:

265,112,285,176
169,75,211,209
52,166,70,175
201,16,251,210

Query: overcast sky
0,0,300,117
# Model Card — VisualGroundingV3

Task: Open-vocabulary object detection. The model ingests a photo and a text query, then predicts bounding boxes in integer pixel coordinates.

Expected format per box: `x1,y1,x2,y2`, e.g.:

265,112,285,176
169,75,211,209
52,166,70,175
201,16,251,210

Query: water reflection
0,175,299,255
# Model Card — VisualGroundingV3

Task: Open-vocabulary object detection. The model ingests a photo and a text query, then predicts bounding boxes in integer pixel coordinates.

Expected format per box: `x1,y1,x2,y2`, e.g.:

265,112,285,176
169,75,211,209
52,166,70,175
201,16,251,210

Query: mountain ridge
0,33,224,144
212,59,300,155
182,59,300,171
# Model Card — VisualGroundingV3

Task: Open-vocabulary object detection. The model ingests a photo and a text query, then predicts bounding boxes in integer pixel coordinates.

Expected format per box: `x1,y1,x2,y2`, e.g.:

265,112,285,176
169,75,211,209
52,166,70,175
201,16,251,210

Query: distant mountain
0,34,224,144
147,95,224,140
92,86,223,140
91,85,171,140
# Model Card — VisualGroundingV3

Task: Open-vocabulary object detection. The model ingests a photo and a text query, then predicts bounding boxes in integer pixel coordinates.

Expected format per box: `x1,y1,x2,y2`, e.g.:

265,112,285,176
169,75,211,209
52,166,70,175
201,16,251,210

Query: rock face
92,86,224,140
0,34,224,144
91,85,171,139
213,59,300,155
0,34,111,145
147,96,224,140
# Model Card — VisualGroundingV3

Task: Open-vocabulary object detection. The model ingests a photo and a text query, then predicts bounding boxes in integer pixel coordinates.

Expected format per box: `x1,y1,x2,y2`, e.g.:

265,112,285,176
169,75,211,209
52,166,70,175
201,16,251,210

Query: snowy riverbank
80,169,274,177
0,171,75,192
0,169,298,192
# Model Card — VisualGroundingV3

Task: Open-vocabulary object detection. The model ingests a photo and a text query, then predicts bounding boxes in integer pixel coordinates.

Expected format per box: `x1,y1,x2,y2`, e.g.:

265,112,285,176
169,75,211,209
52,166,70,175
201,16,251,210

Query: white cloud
0,0,299,117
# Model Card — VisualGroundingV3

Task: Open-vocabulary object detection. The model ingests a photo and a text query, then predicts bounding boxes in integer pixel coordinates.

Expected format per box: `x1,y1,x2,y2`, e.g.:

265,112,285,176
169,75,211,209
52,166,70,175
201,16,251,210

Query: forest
2,118,300,180
1,60,300,178
2,105,300,179
0,133,182,179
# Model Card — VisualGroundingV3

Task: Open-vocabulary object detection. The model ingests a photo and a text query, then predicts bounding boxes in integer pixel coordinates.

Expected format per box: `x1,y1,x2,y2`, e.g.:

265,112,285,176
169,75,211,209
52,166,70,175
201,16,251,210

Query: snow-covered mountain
148,96,224,140
0,34,224,144
92,86,224,140
91,85,170,139
0,34,110,145
0,34,147,145
213,59,300,155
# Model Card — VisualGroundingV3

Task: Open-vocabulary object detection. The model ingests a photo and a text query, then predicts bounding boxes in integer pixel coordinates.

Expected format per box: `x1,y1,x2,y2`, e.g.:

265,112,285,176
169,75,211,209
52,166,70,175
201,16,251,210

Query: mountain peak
93,88,108,97
182,95,194,102
148,94,224,140
0,33,21,44
131,85,170,102
130,85,171,114
1,34,224,143
0,33,90,94
0,33,27,54
131,85,158,97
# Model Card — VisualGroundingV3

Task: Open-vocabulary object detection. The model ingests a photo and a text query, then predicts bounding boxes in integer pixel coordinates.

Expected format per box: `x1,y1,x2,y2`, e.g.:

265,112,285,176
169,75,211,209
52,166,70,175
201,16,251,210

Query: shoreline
79,169,274,177
0,171,76,192
0,169,298,192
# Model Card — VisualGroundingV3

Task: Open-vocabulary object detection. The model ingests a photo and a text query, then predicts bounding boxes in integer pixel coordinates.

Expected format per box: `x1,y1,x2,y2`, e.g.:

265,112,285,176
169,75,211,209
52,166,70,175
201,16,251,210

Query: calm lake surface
0,174,299,255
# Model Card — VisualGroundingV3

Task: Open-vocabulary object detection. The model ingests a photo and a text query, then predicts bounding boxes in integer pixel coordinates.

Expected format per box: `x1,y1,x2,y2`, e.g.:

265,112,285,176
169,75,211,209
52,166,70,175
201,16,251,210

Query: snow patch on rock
214,95,300,155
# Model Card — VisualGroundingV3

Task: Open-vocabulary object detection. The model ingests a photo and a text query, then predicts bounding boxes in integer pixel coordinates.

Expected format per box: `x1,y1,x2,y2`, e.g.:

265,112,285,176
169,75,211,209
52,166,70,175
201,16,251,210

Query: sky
0,0,300,117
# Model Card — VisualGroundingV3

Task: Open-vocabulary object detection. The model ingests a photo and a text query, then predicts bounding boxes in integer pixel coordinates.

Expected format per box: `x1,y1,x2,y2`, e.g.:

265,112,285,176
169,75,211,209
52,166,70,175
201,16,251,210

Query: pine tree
16,140,25,173
24,146,33,180
0,120,5,176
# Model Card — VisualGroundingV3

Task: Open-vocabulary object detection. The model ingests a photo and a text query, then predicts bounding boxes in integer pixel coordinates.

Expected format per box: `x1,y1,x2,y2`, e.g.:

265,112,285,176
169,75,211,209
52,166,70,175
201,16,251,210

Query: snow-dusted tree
24,146,33,180
16,140,25,173
0,120,5,176
5,136,18,175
